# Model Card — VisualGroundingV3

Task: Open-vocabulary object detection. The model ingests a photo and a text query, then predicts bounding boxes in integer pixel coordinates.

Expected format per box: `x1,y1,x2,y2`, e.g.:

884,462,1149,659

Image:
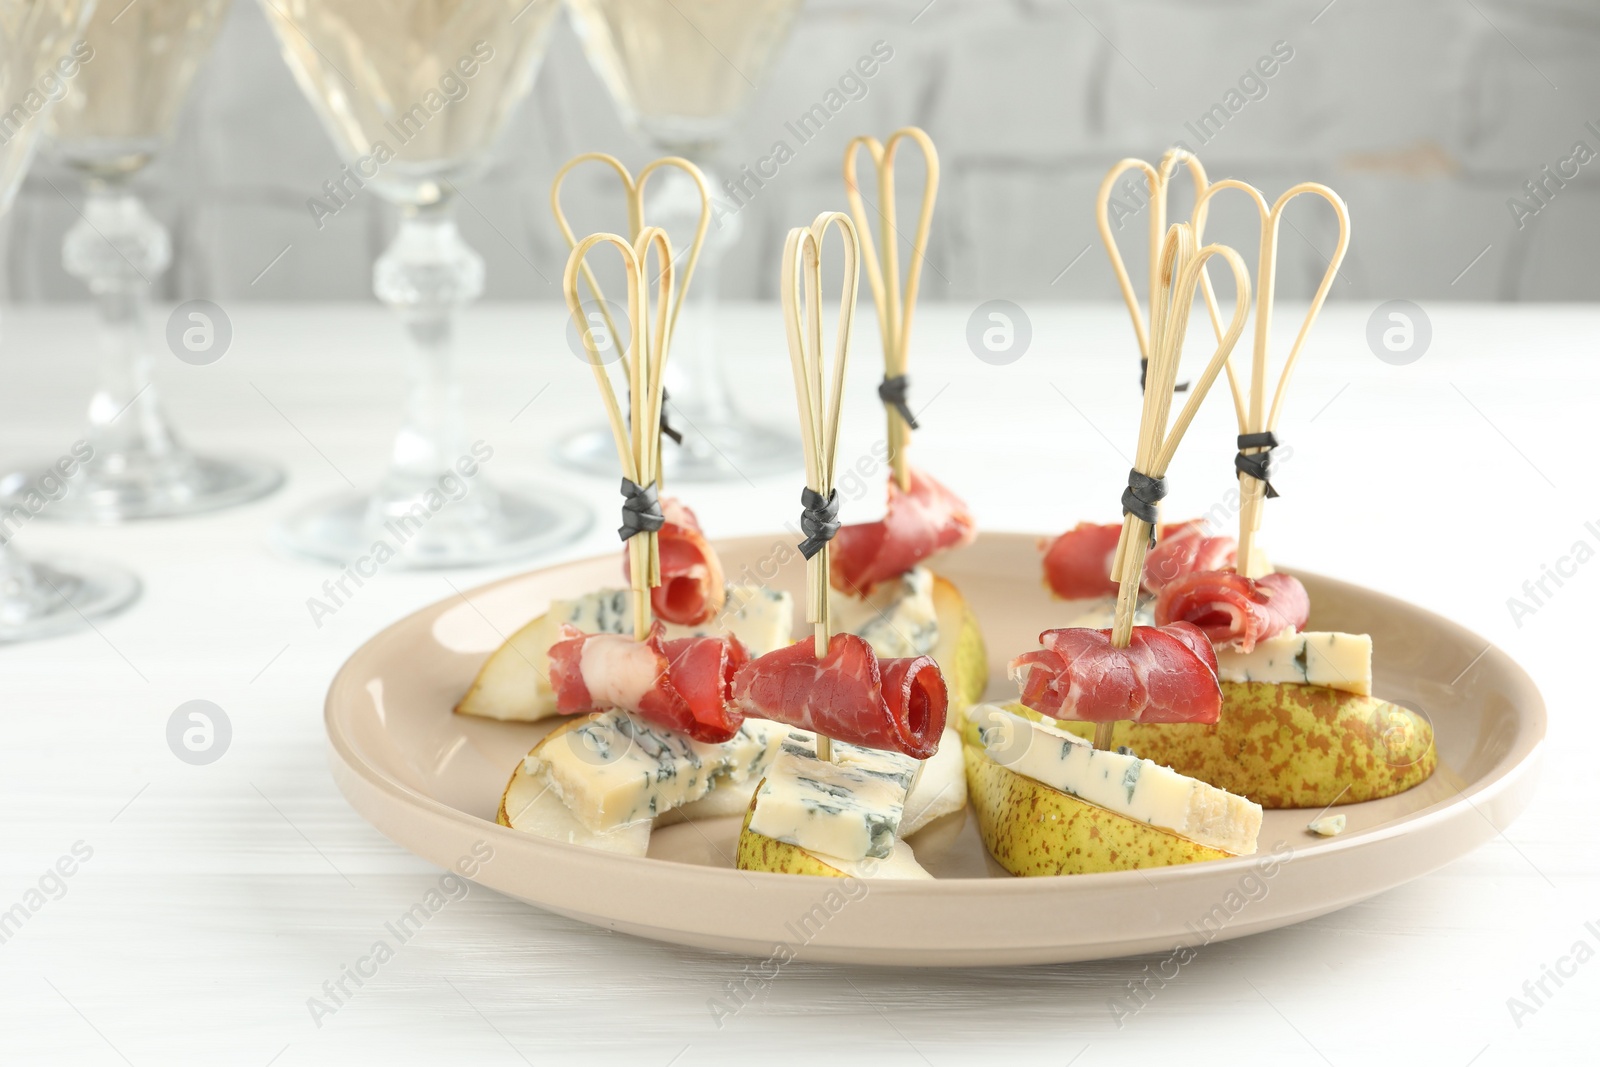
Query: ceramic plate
324,534,1544,965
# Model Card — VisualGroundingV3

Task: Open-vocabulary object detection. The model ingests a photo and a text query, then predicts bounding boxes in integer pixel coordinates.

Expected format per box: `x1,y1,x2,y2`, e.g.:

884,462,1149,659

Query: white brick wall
5,0,1597,303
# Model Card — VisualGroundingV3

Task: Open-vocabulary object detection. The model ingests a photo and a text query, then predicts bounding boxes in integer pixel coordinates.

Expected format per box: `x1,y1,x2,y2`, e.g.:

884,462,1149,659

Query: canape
824,127,986,713
969,218,1264,875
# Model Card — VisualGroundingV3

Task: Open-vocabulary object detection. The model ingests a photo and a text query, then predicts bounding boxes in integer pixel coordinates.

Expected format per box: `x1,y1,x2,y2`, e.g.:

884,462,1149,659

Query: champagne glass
562,0,803,482
261,0,591,567
0,0,285,521
1,0,141,641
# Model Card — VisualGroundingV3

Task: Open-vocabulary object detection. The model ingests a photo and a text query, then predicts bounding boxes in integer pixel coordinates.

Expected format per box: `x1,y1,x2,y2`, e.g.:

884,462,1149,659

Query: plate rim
324,531,1548,894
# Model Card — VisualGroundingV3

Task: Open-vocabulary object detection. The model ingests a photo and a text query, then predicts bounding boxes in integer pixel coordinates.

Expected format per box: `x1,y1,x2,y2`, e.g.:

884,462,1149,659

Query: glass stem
393,312,467,480
655,155,738,430
0,538,44,614
369,199,486,516
678,233,735,426
63,180,176,463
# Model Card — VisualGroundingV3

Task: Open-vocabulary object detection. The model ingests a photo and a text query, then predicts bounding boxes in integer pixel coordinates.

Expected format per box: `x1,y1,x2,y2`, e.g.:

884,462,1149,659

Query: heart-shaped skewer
552,153,710,467
1107,224,1255,633
1191,179,1352,578
843,128,937,490
1095,222,1253,749
1097,148,1216,391
782,210,861,761
562,226,676,640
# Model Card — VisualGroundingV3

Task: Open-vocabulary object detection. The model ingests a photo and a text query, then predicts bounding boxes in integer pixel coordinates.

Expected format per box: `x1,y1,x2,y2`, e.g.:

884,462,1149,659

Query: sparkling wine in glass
261,0,591,567
1,0,142,641
0,0,285,522
563,0,803,482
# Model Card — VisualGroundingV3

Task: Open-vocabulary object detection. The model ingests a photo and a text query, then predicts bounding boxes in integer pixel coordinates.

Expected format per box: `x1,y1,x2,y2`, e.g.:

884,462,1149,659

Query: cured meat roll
1008,622,1222,724
622,498,726,627
829,467,976,595
731,633,948,759
547,623,749,743
1040,521,1122,600
1042,519,1232,600
1153,570,1310,653
1141,521,1237,593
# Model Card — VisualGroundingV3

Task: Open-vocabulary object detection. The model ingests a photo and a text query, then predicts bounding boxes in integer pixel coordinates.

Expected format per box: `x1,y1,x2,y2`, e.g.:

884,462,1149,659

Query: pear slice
972,683,1437,809
961,680,1436,809
930,574,988,713
655,776,756,826
497,756,651,857
964,744,1230,876
735,793,933,879
900,727,967,836
457,584,795,722
461,609,569,722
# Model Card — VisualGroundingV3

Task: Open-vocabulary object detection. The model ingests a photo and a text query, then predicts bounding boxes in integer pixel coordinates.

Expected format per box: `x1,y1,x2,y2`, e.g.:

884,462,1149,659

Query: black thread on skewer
877,374,920,430
1234,430,1280,499
1121,468,1168,545
626,387,683,446
1139,357,1189,394
658,388,684,446
797,487,840,559
617,478,665,542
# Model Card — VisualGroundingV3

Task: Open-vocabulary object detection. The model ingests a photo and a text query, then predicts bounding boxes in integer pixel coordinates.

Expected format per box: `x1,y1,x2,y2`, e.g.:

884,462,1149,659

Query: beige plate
325,533,1544,966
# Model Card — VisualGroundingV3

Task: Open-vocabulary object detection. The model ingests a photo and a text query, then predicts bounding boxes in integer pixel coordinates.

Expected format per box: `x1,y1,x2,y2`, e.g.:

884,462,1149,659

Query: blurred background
5,0,1595,306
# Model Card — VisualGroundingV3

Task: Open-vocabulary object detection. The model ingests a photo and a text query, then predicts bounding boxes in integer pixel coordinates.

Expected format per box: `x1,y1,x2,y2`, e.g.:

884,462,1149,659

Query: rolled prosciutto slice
1153,570,1310,653
1043,519,1230,600
829,467,976,595
547,623,749,743
730,633,947,758
622,498,726,626
1008,622,1222,724
1141,521,1237,594
1040,521,1122,600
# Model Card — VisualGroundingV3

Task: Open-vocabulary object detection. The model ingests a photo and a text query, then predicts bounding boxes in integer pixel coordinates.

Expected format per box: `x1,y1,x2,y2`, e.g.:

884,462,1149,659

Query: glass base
557,417,800,483
0,451,284,523
273,480,593,569
0,551,141,643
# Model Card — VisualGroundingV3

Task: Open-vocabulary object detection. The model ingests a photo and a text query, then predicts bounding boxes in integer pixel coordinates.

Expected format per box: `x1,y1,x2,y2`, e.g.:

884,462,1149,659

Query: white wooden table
0,302,1591,1065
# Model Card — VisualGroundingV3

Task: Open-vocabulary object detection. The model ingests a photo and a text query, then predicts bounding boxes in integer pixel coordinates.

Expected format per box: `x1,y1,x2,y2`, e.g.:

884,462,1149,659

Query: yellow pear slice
460,609,568,722
964,743,1230,876
1074,683,1434,807
931,574,988,713
458,584,795,722
963,680,1436,809
735,792,932,879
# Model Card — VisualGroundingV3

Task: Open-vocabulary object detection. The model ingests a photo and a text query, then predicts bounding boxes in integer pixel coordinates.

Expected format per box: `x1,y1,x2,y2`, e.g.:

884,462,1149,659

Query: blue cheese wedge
526,712,787,833
1215,630,1372,696
1307,813,1347,837
459,583,794,722
971,704,1263,855
747,731,918,861
828,566,939,657
499,762,652,856
701,585,796,651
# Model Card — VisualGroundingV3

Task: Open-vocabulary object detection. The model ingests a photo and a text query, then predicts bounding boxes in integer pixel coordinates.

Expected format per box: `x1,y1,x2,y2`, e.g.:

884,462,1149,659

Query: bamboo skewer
1094,223,1254,751
562,227,676,641
843,128,938,491
781,211,862,762
1097,148,1238,405
551,153,712,491
1190,179,1351,578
